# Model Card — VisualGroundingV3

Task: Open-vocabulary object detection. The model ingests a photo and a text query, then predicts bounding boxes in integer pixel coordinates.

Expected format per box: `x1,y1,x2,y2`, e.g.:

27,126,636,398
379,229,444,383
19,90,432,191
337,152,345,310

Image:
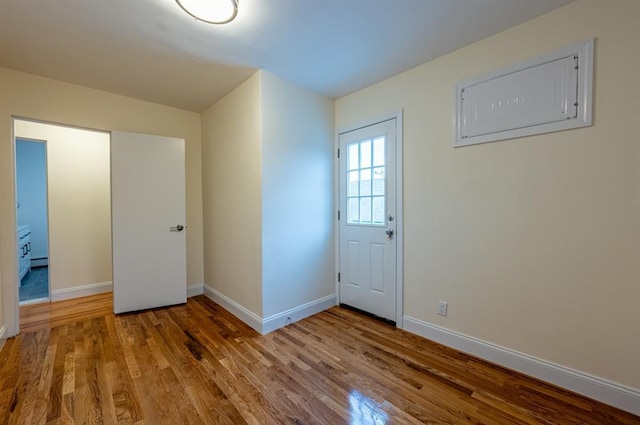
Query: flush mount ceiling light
176,0,238,24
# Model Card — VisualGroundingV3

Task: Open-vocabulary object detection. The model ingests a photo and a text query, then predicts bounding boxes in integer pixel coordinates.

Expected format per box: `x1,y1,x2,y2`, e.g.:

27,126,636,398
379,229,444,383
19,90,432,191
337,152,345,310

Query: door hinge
337,148,340,158
337,210,340,221
338,272,341,282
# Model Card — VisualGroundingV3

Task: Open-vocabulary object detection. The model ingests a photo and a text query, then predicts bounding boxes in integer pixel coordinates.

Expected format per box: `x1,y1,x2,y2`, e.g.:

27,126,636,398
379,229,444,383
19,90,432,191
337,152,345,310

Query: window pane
348,198,359,223
360,197,372,223
360,140,372,168
348,171,359,197
372,196,385,224
373,167,385,196
360,169,371,196
373,137,385,167
348,143,359,171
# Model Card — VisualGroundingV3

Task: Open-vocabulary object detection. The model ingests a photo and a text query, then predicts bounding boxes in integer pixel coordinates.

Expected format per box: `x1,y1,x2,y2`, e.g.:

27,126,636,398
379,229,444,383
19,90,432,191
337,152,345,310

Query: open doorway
13,118,112,313
15,138,50,304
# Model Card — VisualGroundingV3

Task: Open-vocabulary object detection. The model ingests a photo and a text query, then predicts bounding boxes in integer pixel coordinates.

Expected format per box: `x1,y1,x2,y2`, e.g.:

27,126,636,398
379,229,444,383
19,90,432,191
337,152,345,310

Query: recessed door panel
370,243,385,293
347,240,360,286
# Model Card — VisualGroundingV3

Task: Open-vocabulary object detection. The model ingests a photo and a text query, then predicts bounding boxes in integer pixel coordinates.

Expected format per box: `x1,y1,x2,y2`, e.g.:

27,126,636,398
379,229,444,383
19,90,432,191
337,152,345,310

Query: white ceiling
0,0,576,112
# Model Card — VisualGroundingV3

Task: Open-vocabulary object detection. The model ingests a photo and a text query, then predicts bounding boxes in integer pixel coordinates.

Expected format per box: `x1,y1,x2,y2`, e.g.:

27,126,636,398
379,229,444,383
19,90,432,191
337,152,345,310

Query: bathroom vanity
18,224,31,283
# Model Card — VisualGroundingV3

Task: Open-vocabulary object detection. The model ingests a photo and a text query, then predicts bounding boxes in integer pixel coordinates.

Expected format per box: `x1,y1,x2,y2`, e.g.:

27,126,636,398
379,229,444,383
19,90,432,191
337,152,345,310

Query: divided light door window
347,137,385,226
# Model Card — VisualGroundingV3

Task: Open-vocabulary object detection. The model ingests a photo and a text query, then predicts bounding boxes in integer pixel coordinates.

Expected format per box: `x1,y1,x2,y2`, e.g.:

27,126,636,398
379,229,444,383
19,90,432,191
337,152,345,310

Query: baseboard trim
262,294,337,334
51,281,112,302
403,316,640,416
19,297,49,306
30,259,48,268
0,326,6,351
203,285,263,334
187,284,204,298
202,285,337,335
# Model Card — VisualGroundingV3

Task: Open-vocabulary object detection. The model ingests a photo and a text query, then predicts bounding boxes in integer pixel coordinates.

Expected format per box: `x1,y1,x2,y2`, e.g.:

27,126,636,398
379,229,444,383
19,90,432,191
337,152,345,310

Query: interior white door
339,119,397,322
111,131,187,314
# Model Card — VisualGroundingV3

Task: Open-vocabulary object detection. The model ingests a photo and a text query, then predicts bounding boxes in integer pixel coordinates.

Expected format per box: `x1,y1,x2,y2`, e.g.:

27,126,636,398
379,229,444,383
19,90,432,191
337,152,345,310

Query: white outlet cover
438,301,448,317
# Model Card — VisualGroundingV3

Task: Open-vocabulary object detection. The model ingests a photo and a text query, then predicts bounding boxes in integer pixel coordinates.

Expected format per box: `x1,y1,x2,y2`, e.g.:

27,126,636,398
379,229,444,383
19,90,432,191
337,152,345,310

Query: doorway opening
16,138,50,304
12,118,112,317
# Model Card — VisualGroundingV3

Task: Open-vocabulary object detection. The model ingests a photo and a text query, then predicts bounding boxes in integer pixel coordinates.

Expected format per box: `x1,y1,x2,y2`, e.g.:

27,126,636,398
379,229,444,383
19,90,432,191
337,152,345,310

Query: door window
346,136,385,225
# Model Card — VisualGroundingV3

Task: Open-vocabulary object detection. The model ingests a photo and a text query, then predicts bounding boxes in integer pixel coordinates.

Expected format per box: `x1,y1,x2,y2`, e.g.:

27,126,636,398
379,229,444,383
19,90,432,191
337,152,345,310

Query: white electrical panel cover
455,39,593,147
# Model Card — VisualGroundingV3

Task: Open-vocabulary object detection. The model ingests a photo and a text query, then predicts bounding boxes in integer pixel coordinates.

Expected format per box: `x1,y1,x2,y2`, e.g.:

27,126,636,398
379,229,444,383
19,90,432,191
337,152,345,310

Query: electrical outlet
438,300,448,317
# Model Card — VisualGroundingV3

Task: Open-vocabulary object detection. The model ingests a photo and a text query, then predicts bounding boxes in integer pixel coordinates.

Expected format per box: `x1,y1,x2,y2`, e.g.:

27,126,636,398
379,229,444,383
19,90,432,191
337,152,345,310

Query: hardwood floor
19,292,113,334
2,295,639,425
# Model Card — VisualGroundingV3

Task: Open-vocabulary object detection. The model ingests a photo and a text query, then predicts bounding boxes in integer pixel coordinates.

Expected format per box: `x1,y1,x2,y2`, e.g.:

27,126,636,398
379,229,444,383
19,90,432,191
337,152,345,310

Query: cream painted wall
0,262,3,337
0,67,203,336
201,71,335,320
261,71,335,318
336,0,640,389
201,73,263,316
14,120,112,291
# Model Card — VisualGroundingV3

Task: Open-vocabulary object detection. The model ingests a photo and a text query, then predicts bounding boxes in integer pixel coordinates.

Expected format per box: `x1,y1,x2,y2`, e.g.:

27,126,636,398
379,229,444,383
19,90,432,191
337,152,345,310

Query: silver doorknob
385,229,394,240
170,224,185,232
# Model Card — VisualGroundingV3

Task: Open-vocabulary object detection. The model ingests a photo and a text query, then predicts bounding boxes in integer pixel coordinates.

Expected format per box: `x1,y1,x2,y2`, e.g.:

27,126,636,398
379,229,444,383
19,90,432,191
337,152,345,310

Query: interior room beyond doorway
13,119,112,314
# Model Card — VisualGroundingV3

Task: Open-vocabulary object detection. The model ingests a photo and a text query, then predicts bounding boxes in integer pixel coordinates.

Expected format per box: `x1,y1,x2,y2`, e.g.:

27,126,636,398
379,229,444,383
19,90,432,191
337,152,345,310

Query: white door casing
111,131,187,314
338,117,400,323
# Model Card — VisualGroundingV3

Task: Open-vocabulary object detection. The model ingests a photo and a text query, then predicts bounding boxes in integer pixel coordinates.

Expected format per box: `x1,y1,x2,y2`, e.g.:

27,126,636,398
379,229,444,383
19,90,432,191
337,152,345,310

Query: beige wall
336,0,640,389
0,261,3,340
14,120,112,291
261,71,335,318
201,73,263,316
201,71,336,320
0,67,203,335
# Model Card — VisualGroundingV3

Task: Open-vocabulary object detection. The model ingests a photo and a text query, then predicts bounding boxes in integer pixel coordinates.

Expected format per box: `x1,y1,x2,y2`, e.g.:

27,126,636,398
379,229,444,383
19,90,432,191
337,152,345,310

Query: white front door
339,118,398,323
111,131,187,314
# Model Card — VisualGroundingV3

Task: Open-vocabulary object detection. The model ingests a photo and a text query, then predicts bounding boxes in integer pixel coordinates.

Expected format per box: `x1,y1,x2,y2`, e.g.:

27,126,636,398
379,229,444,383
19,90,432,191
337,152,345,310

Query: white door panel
339,119,397,322
111,131,187,314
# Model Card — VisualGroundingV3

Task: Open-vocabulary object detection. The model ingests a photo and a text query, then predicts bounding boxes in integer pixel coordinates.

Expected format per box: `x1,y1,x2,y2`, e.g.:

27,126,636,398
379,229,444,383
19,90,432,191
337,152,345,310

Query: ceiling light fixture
175,0,238,24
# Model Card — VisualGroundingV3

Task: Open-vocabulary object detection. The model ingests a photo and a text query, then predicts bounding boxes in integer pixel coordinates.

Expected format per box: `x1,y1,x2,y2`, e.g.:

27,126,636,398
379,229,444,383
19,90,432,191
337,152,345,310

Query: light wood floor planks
1,294,639,424
19,293,113,334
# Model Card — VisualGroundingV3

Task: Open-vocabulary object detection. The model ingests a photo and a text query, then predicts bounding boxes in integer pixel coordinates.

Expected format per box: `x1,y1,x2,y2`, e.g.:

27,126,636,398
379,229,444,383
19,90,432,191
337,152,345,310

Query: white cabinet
18,225,31,283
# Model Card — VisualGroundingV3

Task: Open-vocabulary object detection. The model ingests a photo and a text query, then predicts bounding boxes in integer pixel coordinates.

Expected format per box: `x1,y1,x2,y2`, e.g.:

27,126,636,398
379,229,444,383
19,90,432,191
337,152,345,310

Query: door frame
334,110,404,328
4,116,111,337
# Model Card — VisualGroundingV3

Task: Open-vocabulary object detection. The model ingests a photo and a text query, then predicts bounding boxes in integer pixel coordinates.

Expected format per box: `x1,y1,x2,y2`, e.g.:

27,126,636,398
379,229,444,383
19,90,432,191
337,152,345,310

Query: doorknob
170,224,185,232
385,229,394,240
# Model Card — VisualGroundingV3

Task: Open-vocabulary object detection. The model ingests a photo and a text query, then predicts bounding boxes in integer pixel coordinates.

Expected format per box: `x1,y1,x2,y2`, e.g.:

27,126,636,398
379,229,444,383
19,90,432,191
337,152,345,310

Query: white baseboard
262,294,337,334
203,285,263,334
202,285,337,335
51,281,112,302
403,316,640,417
19,297,49,306
0,326,6,351
187,283,204,298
